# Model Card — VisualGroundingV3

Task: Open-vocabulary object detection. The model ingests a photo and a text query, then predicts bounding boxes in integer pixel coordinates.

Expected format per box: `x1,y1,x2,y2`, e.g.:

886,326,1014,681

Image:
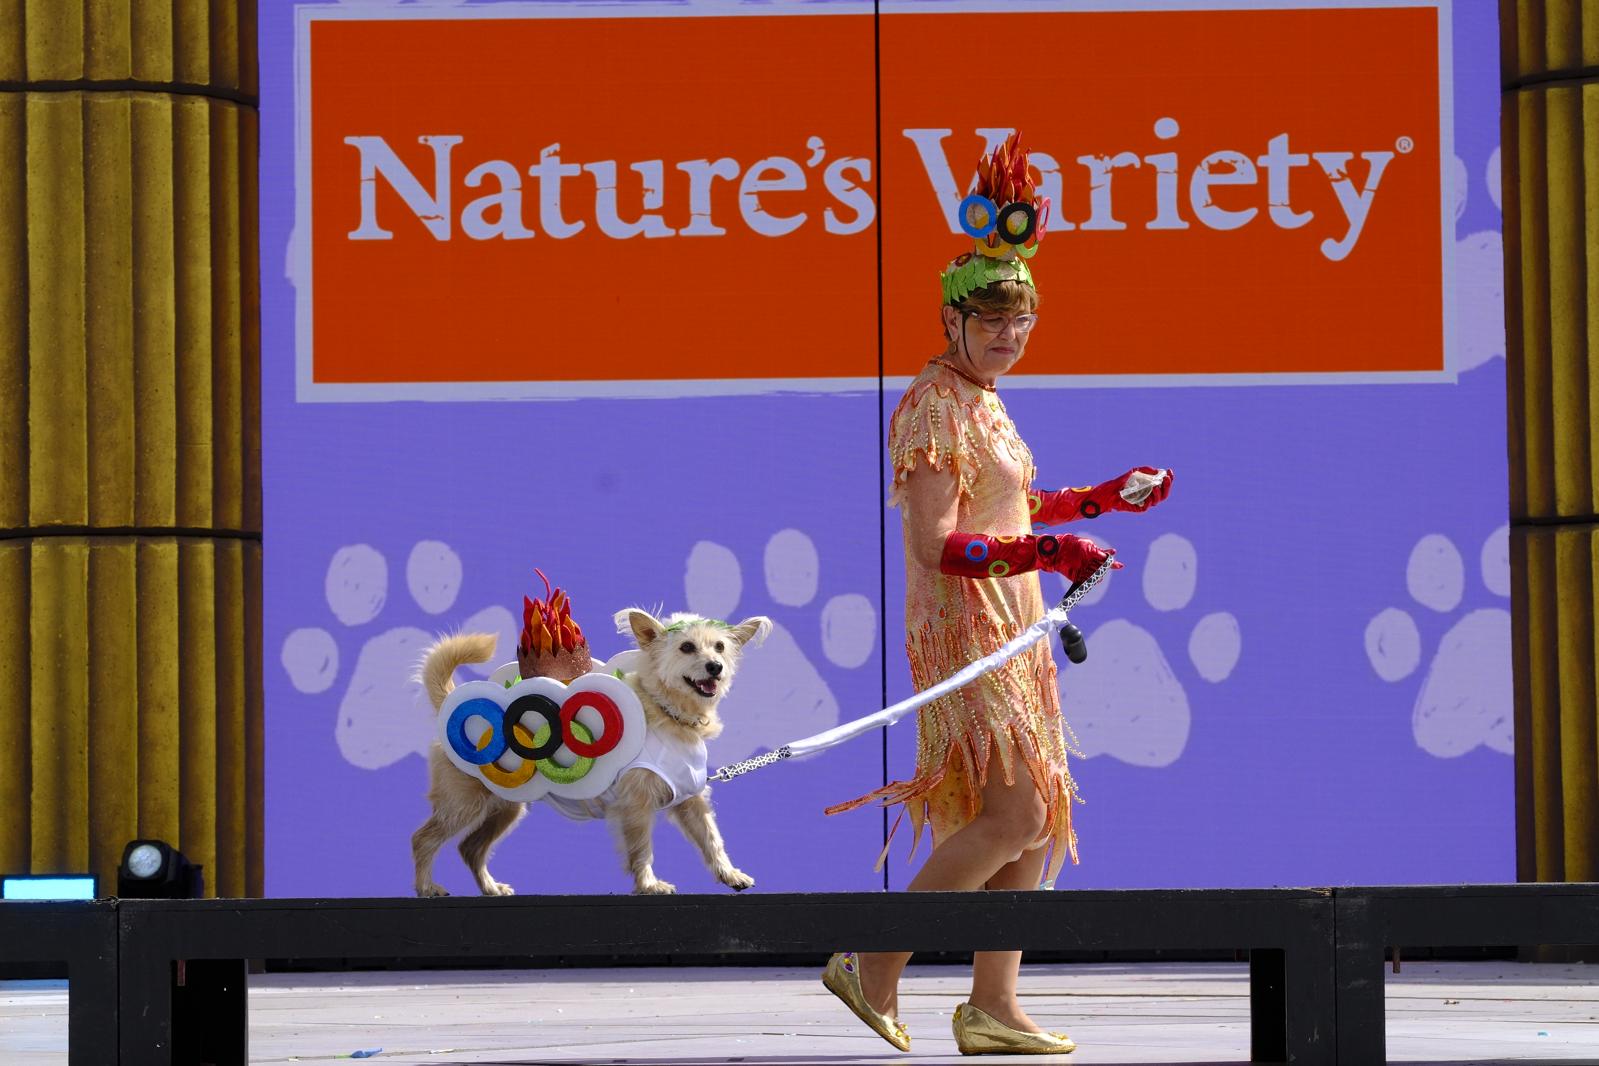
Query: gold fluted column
0,1,261,898
1502,0,1599,887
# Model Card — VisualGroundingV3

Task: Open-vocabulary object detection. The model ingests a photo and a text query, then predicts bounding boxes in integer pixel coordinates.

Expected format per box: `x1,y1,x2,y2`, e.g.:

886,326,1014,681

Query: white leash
711,557,1113,782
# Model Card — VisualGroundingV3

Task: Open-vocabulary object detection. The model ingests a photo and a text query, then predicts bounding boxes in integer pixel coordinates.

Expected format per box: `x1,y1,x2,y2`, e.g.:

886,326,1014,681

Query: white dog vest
542,726,708,822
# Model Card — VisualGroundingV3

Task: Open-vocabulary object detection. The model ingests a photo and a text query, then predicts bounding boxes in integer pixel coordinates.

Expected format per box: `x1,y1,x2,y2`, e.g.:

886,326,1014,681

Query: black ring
504,694,564,760
1080,500,1102,518
1037,535,1060,558
997,202,1037,245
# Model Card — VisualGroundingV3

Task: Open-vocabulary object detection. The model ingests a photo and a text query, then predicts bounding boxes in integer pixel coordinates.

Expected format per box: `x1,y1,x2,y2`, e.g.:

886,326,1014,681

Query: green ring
535,719,596,784
988,560,1012,577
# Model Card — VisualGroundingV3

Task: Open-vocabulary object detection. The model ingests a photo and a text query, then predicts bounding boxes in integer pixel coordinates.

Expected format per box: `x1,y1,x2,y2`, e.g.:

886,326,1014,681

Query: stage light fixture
1,874,97,900
117,839,204,899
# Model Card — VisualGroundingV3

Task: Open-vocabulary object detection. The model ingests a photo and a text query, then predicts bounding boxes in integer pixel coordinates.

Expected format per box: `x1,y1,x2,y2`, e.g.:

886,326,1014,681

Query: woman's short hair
941,280,1040,345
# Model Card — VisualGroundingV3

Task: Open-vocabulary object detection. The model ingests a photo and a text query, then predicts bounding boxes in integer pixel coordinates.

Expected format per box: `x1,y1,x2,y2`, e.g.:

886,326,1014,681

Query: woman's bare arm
901,463,962,571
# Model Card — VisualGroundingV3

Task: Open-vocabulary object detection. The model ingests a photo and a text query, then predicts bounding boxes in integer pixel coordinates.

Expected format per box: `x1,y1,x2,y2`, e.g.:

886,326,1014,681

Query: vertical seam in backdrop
874,0,889,892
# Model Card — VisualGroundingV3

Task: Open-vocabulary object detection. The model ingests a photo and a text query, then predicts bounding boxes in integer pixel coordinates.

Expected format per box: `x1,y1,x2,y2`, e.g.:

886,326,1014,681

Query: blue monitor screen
1,876,96,901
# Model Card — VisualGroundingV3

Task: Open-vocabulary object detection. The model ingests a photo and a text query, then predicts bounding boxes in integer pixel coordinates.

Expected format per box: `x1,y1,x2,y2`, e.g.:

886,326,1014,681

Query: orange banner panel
309,13,878,386
880,6,1445,379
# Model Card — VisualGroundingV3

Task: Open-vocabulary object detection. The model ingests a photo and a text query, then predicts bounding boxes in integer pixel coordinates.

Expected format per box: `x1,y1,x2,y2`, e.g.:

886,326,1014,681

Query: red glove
1029,467,1173,527
940,532,1120,583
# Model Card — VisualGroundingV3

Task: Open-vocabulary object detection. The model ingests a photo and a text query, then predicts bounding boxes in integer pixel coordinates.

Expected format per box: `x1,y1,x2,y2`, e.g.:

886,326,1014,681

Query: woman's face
943,305,1037,383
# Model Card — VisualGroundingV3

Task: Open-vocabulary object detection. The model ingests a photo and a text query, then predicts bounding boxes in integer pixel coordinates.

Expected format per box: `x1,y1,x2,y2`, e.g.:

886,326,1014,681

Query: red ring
561,691,623,758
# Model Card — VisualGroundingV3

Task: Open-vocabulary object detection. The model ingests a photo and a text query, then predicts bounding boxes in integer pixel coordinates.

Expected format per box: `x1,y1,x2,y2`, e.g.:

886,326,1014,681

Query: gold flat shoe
822,952,910,1052
952,1001,1076,1056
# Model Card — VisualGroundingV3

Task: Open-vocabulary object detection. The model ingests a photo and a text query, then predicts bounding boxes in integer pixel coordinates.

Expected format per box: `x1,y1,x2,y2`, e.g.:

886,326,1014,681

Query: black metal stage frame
2,884,1594,1065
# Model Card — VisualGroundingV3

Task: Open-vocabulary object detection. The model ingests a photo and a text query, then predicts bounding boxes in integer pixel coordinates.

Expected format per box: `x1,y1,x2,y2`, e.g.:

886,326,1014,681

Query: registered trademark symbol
1396,136,1415,154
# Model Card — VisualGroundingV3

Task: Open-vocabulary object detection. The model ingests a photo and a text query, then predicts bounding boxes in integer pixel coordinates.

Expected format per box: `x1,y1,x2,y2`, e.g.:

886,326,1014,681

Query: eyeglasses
964,312,1038,335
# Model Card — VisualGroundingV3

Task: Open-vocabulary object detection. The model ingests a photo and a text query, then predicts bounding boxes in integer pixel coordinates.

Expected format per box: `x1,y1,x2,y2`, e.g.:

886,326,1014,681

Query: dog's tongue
695,677,718,696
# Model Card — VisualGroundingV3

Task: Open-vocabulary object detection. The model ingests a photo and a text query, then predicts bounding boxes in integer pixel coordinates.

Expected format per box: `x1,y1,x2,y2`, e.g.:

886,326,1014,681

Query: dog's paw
635,879,677,895
417,883,450,898
485,881,515,897
718,867,755,892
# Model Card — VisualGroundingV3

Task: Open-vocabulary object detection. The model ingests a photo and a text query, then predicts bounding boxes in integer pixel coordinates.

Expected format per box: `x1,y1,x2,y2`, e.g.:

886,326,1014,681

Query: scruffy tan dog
606,608,770,894
411,608,770,897
412,631,526,898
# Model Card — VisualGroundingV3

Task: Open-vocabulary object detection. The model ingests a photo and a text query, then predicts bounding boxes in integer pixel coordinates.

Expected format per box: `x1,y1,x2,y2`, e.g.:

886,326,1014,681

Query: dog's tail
419,632,498,711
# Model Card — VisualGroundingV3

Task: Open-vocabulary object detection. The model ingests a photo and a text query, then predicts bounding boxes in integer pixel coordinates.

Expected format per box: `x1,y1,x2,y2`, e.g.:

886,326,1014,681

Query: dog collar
641,680,711,729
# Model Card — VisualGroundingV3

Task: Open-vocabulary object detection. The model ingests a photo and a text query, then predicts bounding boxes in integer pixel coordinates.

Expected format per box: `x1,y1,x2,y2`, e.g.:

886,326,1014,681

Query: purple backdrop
261,0,1508,897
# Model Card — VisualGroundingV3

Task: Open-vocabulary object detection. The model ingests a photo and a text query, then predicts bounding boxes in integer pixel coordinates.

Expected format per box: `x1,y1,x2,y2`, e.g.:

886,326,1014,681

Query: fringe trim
825,713,1081,882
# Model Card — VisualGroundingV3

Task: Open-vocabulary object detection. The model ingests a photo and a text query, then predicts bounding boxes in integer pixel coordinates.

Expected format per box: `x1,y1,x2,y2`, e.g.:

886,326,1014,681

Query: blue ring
958,194,998,239
446,697,508,765
964,540,989,562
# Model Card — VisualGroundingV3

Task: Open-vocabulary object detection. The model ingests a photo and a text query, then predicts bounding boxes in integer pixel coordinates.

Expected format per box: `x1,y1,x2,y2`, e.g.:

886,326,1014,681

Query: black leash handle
1056,556,1115,665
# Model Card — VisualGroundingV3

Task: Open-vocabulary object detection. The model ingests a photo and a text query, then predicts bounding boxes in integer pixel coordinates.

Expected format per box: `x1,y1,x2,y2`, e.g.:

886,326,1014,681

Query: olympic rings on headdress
958,194,998,239
997,202,1037,245
960,195,1039,249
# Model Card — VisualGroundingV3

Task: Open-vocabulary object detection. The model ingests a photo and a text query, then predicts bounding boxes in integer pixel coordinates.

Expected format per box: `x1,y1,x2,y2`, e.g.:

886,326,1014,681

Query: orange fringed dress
828,360,1081,881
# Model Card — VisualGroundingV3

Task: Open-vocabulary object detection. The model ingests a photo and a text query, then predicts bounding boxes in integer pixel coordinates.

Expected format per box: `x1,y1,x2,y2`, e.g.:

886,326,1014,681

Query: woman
822,133,1172,1055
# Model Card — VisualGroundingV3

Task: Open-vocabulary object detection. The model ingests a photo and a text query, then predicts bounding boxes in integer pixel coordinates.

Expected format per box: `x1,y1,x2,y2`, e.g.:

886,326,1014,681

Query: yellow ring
481,722,540,788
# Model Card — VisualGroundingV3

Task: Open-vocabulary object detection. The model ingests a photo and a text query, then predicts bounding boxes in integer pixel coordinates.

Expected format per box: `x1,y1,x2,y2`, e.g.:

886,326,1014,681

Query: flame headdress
516,568,593,682
940,131,1051,305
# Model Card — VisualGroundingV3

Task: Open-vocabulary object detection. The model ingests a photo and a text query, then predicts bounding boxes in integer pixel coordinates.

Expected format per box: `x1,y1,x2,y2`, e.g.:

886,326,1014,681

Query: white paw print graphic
1450,147,1506,375
279,541,516,770
1364,527,1512,757
682,529,876,762
1061,533,1240,768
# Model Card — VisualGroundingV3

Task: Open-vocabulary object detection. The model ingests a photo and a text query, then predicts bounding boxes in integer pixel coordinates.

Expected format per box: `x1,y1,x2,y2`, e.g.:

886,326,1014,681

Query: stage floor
4,960,1596,1064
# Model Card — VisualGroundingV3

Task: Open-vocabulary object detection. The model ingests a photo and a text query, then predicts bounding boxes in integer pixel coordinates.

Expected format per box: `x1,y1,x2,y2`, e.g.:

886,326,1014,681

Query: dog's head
613,609,771,720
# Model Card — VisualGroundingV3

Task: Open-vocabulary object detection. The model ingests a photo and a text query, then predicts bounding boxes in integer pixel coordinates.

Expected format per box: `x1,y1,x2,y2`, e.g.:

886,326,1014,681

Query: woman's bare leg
969,841,1051,1032
855,765,1047,1019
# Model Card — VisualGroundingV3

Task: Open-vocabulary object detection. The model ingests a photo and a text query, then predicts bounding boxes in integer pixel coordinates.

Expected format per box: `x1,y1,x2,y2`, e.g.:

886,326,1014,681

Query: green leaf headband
942,254,1034,306
664,618,730,633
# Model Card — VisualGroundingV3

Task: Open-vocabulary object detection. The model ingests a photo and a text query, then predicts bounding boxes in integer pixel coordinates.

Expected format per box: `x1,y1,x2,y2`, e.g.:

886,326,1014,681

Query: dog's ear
728,615,773,648
614,608,665,648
